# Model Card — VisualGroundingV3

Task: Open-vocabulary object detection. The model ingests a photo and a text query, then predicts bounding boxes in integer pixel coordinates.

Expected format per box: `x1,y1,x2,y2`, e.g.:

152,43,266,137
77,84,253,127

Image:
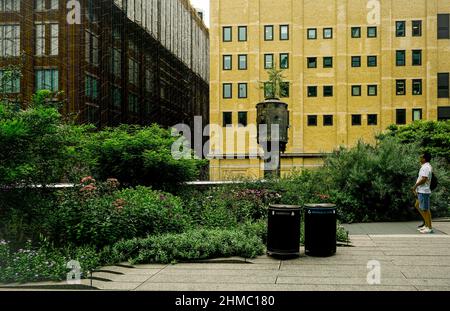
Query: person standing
412,152,434,234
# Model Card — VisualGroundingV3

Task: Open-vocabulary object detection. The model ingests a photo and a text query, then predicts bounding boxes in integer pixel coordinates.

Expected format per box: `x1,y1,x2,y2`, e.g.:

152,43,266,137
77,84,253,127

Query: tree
261,63,287,99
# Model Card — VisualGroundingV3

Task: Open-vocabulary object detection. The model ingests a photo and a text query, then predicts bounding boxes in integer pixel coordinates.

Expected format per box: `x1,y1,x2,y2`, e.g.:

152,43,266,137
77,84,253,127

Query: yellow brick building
209,0,450,181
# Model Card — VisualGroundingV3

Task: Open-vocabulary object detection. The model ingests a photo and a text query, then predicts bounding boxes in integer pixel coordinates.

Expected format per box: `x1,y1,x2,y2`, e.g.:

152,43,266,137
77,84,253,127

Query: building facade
0,0,209,130
209,0,450,181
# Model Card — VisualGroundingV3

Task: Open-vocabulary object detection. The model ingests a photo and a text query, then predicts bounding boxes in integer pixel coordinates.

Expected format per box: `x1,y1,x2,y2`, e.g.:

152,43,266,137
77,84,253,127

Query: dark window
368,85,378,96
238,26,247,41
323,28,333,39
396,109,407,125
413,109,423,121
396,50,406,66
223,83,232,98
280,53,289,69
352,115,362,126
238,54,247,70
396,21,406,37
438,73,450,98
368,114,378,126
308,115,318,126
223,27,232,42
412,20,422,37
323,57,333,68
351,27,361,38
265,25,274,41
352,85,361,96
307,57,317,68
307,28,317,39
367,56,377,67
280,25,289,40
351,56,361,67
307,86,317,97
238,83,247,98
280,82,289,98
412,79,422,95
438,107,450,121
323,115,333,126
412,50,422,66
264,54,274,69
223,112,232,127
223,55,232,70
238,111,248,127
264,82,274,98
323,86,333,97
437,14,450,39
367,27,377,38
396,80,406,95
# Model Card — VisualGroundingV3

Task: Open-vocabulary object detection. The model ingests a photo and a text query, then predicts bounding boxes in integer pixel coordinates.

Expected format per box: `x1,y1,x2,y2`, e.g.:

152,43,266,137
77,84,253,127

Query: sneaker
417,222,425,228
419,227,434,234
417,226,426,231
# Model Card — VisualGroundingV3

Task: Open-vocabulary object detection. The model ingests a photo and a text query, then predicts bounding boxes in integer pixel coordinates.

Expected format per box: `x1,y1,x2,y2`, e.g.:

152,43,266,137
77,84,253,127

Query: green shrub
109,227,266,264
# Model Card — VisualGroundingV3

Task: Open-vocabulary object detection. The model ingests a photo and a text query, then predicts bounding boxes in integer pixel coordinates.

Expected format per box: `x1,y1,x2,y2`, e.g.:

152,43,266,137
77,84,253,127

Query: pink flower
80,183,97,192
80,176,96,184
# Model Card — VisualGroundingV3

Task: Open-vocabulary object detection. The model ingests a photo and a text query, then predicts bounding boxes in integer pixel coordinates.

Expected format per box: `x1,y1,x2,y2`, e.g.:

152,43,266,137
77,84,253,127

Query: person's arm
412,176,428,193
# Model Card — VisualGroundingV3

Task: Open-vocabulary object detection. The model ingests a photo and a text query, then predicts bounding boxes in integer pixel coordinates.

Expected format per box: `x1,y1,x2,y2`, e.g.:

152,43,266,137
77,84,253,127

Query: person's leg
419,194,433,231
415,199,426,226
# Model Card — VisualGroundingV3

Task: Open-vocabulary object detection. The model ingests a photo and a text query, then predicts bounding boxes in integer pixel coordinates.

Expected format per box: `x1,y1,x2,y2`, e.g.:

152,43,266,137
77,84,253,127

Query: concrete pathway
2,221,450,291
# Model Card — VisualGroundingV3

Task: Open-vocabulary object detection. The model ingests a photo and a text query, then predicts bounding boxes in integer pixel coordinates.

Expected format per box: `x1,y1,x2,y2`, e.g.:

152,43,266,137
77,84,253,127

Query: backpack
430,172,438,191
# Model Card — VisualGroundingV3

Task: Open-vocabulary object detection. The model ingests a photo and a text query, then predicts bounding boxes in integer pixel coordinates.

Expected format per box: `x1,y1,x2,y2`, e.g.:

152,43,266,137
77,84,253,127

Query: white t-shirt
417,162,433,194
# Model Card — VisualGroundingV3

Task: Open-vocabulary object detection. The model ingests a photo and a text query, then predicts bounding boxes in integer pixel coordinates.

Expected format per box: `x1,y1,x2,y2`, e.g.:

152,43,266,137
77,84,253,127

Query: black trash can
267,204,301,257
304,204,337,257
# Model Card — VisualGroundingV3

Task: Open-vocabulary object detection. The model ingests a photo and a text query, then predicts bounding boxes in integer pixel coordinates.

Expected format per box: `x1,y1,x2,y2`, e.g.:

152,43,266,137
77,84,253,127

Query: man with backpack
412,152,435,234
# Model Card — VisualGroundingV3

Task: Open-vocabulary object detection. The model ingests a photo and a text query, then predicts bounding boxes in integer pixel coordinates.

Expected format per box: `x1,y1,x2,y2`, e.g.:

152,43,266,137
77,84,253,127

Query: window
396,80,406,95
238,26,247,42
396,50,406,66
238,83,247,98
223,27,232,42
307,28,317,40
35,69,58,91
223,55,232,70
112,87,121,109
264,25,274,41
351,27,361,38
368,85,378,96
280,25,289,40
352,115,362,126
35,23,45,56
145,69,153,93
323,86,333,97
438,107,450,121
351,56,361,67
323,57,333,68
412,50,422,66
307,115,317,126
111,48,121,77
128,58,138,85
0,69,20,93
323,115,333,126
307,86,317,97
238,112,248,127
323,28,333,39
50,24,58,56
412,20,422,37
280,53,289,69
367,27,377,38
307,57,317,68
35,0,44,11
85,75,99,100
280,82,289,98
128,93,138,113
352,85,361,96
368,114,378,126
0,24,20,57
264,82,274,98
367,55,377,67
85,31,99,66
223,112,232,127
223,83,232,99
86,104,99,125
438,73,449,98
396,109,406,125
0,0,20,12
238,54,247,70
50,0,58,10
437,14,450,39
264,54,273,69
413,109,423,121
412,79,422,95
396,21,406,37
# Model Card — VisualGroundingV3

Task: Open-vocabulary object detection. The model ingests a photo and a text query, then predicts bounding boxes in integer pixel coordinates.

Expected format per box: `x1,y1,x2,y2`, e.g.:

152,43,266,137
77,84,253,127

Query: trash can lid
304,203,336,208
269,204,302,210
